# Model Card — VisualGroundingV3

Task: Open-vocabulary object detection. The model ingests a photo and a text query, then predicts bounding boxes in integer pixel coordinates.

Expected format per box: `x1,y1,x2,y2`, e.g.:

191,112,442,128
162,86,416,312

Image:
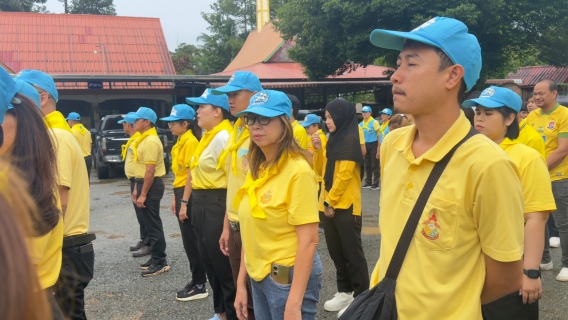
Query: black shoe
139,257,153,270
132,245,151,257
141,261,171,277
362,184,373,189
130,241,143,251
176,283,209,301
371,184,380,190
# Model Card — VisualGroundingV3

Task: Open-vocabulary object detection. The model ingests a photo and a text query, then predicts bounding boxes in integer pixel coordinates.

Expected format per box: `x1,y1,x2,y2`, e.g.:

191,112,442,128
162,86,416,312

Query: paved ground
86,170,567,319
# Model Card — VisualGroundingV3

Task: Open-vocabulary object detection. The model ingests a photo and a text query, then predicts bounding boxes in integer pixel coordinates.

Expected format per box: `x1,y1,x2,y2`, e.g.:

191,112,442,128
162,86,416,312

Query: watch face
526,269,540,279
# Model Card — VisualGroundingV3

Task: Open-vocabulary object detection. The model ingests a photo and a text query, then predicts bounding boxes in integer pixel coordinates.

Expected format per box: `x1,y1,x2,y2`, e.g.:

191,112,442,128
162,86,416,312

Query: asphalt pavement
85,170,567,320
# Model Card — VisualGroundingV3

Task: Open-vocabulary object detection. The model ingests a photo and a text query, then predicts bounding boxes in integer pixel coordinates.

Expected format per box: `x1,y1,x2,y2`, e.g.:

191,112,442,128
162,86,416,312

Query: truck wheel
97,165,109,179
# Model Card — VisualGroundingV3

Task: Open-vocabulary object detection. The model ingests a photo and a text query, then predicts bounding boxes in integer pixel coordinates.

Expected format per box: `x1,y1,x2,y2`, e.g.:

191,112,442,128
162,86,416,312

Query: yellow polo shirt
191,130,229,190
225,128,250,222
238,156,319,281
517,119,545,158
499,138,556,214
49,128,90,236
292,120,308,149
371,113,524,320
525,104,568,181
71,124,92,157
28,216,64,289
124,132,141,180
171,130,199,188
358,126,365,145
133,135,166,178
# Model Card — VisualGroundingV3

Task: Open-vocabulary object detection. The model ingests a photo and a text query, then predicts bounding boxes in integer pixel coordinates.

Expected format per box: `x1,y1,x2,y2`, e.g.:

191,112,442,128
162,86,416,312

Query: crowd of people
1,14,567,320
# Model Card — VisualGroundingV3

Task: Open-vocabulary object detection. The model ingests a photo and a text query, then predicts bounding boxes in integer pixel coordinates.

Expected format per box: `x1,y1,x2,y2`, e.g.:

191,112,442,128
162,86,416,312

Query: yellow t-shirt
358,126,365,144
45,111,72,133
191,130,230,190
499,138,556,214
525,104,568,181
28,216,64,289
172,130,199,188
517,119,545,158
71,124,92,157
371,113,524,320
50,128,90,236
292,120,308,149
133,135,166,179
124,132,141,180
225,128,250,222
238,156,319,281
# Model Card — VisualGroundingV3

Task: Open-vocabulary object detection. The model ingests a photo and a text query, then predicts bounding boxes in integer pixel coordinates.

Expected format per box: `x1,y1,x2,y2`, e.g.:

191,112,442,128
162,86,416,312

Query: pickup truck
93,114,170,179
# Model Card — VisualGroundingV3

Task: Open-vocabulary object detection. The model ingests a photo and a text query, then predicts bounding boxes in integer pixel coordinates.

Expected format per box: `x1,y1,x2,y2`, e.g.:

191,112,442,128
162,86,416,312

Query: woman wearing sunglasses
233,90,321,320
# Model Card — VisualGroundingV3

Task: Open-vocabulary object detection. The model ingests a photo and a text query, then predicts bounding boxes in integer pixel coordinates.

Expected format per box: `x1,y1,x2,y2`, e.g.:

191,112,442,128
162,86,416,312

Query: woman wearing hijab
312,98,369,316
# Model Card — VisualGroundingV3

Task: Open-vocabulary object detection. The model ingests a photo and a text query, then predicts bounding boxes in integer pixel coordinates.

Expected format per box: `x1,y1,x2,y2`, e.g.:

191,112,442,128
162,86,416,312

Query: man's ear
446,64,465,91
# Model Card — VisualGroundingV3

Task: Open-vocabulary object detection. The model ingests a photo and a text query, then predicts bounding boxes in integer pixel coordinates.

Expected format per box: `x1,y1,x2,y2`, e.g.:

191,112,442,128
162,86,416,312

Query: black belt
229,221,240,231
63,233,96,249
134,177,163,182
192,189,227,197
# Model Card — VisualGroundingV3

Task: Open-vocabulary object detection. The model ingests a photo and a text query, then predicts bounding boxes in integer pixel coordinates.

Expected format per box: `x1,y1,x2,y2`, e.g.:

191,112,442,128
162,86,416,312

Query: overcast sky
44,0,217,51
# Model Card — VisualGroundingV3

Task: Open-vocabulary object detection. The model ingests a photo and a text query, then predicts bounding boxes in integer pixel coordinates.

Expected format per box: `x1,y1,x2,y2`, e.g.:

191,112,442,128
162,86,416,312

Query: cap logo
201,90,209,99
137,107,143,112
481,88,496,98
171,109,178,116
252,92,269,105
228,75,236,83
412,17,437,32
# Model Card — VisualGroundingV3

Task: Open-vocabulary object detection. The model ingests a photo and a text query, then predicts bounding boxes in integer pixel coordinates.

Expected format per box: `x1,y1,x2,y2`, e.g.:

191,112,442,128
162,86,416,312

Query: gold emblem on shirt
421,210,441,240
260,188,273,204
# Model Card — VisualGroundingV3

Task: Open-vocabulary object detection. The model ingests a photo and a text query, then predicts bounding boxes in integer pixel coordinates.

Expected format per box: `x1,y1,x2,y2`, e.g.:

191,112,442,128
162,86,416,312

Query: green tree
0,0,47,12
171,43,202,75
68,0,116,15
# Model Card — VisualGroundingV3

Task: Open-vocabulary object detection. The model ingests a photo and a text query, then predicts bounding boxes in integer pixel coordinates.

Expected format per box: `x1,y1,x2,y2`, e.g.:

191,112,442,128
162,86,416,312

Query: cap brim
185,97,209,105
235,107,285,118
462,98,505,109
117,120,127,124
301,121,315,127
159,116,183,121
370,29,441,51
211,85,244,94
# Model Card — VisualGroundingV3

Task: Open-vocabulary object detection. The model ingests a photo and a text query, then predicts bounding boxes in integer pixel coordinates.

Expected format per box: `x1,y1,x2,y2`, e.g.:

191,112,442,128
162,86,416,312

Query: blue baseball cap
462,86,522,112
0,67,20,123
130,107,157,124
235,90,292,119
186,89,230,111
118,112,137,124
362,106,372,113
380,108,393,116
16,69,59,102
370,17,481,91
301,114,321,127
8,79,41,110
160,104,196,121
211,71,263,94
66,112,81,121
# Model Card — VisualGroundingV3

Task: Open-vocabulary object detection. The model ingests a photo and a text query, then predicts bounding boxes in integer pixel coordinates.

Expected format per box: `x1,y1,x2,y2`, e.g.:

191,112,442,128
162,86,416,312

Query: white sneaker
556,267,568,281
550,237,561,248
540,261,553,271
324,292,353,312
337,302,351,318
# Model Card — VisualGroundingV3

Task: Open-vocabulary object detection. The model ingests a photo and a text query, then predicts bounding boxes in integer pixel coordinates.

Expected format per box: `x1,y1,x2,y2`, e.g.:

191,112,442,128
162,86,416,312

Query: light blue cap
211,71,263,94
130,107,157,124
361,106,372,113
118,112,137,124
8,79,41,110
380,108,393,116
302,114,321,127
160,104,196,121
235,90,292,119
16,69,59,102
462,86,522,112
370,17,482,91
0,67,19,124
66,112,81,120
186,89,230,111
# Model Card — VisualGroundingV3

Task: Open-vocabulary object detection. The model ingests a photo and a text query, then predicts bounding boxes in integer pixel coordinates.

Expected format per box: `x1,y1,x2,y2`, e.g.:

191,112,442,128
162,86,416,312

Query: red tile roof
498,66,568,87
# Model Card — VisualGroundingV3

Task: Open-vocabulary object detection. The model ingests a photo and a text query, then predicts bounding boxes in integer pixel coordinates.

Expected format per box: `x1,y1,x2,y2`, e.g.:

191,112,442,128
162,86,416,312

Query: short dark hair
286,94,301,119
538,79,558,92
500,82,522,97
494,106,520,140
466,91,481,100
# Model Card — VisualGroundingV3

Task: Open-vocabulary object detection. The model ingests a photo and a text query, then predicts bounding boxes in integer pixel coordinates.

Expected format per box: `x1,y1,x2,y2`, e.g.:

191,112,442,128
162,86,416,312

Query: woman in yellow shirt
233,90,321,320
312,98,368,317
464,86,556,317
159,104,208,302
186,89,236,320
0,78,65,319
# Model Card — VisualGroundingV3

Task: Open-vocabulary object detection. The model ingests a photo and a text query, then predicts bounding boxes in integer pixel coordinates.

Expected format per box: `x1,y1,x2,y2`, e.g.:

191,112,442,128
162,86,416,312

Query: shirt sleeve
373,121,380,135
184,140,198,168
358,126,365,145
312,148,326,179
559,110,568,138
141,138,161,164
54,131,73,188
287,165,319,225
326,160,356,207
521,154,557,213
294,128,309,149
211,131,230,168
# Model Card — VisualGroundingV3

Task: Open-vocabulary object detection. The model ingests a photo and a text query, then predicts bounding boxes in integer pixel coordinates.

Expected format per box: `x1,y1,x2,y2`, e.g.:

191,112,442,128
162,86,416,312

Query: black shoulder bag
339,127,477,320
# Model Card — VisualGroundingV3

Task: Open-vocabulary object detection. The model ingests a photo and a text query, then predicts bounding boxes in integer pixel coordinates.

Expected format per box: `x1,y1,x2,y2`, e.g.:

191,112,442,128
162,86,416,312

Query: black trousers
84,156,92,182
192,189,237,319
136,178,166,262
482,291,539,320
130,179,150,246
47,287,66,320
320,206,369,297
363,142,379,185
174,187,207,285
55,243,95,320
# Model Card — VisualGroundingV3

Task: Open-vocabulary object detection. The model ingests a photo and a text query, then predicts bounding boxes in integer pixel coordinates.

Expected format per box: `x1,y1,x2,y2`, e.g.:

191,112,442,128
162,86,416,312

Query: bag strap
385,127,477,280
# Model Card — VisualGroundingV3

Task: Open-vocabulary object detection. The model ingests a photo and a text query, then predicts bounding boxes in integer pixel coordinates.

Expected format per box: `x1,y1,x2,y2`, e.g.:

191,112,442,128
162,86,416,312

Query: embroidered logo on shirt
260,187,273,204
547,121,556,130
421,211,441,240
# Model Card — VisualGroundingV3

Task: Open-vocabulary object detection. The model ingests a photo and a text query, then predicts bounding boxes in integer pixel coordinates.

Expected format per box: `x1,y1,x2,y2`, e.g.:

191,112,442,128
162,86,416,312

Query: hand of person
136,195,147,208
312,133,321,150
234,286,249,320
219,227,230,256
178,203,188,222
131,188,138,204
520,276,542,304
284,304,302,320
171,195,176,216
324,206,335,218
376,148,380,160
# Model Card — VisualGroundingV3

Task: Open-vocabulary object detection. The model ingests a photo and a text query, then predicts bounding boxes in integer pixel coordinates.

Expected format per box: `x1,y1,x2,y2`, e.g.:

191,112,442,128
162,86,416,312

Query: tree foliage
274,0,568,86
68,0,116,15
171,43,202,75
0,0,47,12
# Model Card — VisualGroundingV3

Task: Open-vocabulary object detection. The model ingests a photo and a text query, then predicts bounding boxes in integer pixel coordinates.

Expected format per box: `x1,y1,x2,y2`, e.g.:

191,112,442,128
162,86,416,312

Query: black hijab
324,98,364,191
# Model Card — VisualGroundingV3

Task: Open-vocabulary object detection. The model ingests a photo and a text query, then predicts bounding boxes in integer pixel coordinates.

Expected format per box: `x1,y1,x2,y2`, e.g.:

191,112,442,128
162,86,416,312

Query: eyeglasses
245,115,272,126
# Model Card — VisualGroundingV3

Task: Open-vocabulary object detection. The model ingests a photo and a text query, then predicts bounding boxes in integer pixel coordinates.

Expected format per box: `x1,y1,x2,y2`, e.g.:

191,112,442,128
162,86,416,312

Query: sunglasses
244,115,272,126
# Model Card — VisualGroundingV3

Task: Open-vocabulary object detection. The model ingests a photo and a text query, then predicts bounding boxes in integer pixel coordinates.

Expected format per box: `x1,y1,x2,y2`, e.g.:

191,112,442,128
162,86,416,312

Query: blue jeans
250,252,323,320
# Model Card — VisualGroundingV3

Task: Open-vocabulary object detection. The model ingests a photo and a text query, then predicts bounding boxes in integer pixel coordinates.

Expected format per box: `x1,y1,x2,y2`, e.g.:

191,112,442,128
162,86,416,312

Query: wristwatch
181,199,189,205
523,269,541,279
323,200,332,209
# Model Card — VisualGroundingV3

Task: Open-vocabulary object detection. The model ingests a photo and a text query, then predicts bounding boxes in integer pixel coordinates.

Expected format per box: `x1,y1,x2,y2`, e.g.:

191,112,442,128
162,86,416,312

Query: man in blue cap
365,17,525,320
359,106,380,189
129,107,169,277
66,112,93,180
17,69,94,320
